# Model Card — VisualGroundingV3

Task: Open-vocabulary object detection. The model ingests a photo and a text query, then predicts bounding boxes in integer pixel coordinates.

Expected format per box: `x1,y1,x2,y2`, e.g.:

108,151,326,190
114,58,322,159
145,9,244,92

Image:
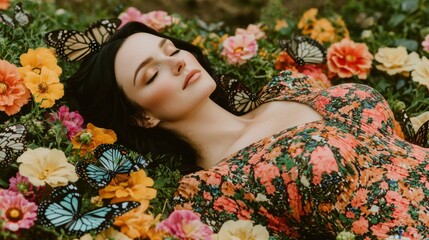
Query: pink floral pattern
173,70,429,239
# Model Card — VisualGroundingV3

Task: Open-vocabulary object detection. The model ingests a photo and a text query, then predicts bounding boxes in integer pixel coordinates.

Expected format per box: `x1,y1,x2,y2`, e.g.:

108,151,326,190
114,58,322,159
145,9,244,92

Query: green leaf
401,0,420,13
388,14,406,27
394,38,419,51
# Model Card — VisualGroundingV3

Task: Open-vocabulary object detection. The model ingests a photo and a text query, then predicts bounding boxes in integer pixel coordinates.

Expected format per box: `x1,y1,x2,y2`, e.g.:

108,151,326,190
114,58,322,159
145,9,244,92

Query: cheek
141,83,175,111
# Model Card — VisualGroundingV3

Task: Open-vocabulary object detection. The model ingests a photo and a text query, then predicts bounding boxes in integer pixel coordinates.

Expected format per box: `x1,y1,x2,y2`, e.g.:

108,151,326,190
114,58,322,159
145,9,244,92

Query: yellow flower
211,220,269,240
334,16,350,40
99,170,157,210
310,18,336,43
411,56,429,89
17,147,79,187
375,46,420,76
24,67,64,108
114,205,163,239
410,111,429,132
18,47,62,79
71,123,117,156
298,8,318,35
274,19,288,31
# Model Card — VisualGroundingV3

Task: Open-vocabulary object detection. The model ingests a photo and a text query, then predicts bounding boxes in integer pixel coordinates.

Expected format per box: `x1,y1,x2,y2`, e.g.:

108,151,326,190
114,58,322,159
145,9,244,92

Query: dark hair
67,21,229,174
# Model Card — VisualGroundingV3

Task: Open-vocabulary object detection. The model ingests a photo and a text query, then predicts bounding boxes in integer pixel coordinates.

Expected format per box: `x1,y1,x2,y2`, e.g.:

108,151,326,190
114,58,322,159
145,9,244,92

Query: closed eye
147,72,158,84
170,49,180,56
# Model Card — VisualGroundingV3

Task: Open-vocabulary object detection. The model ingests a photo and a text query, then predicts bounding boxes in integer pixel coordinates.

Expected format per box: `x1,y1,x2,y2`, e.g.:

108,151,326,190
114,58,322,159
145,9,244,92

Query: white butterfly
0,3,32,28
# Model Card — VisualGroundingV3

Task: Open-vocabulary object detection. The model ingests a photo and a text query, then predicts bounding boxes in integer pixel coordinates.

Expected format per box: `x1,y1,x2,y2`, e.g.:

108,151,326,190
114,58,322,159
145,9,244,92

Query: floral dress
172,70,429,240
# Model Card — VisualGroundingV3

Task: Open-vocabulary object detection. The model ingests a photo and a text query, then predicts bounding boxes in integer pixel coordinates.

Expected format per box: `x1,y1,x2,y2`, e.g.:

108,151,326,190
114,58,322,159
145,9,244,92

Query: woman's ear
131,112,160,128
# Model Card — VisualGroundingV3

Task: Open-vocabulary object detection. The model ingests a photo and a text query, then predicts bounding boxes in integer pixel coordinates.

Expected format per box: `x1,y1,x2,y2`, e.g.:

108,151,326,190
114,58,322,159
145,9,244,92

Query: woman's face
115,33,216,123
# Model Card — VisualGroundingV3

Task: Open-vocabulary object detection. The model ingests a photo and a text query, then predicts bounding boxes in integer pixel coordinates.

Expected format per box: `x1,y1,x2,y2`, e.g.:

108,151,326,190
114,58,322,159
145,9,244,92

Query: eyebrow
132,38,169,85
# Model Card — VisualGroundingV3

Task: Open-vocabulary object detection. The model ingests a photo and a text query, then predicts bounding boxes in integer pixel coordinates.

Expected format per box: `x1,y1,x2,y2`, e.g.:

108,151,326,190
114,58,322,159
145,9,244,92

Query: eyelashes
146,49,181,84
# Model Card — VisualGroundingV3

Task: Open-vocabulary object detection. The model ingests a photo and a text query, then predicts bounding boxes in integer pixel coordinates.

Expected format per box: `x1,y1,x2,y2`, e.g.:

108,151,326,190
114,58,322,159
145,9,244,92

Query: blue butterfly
76,144,149,188
37,184,140,237
0,124,27,167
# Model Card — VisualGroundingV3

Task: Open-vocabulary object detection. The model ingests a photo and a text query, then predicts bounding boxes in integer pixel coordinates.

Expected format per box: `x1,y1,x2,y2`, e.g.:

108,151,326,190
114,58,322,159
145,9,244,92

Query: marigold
211,219,269,240
221,34,258,65
274,19,288,31
0,190,38,232
71,123,117,156
17,147,79,187
114,205,162,239
0,59,31,116
310,18,336,43
24,66,64,108
99,170,157,209
18,47,62,79
297,8,318,35
411,56,429,89
327,38,373,79
374,46,420,76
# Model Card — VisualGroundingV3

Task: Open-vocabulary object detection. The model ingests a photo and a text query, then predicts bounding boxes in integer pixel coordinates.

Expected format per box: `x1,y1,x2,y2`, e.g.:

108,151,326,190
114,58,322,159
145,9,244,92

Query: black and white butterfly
37,184,140,237
44,18,121,62
0,124,27,167
395,109,429,147
216,74,280,115
0,2,32,28
76,144,149,189
279,36,326,66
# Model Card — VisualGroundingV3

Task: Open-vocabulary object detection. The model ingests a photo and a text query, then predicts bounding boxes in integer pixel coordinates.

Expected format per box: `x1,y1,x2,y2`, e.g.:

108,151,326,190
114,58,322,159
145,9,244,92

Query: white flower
211,220,269,240
410,111,429,132
375,46,420,76
411,56,429,89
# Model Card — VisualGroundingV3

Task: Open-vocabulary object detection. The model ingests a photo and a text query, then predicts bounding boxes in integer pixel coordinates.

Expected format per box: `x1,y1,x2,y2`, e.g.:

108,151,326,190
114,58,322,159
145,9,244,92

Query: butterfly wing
0,12,15,27
44,18,120,62
37,184,80,228
410,120,429,147
279,36,326,66
14,2,32,27
75,161,112,188
217,75,259,115
0,124,27,167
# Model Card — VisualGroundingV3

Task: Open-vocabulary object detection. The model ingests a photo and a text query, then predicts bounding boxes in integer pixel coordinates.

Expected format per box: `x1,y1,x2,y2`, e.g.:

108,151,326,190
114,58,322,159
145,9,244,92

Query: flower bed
1,0,429,239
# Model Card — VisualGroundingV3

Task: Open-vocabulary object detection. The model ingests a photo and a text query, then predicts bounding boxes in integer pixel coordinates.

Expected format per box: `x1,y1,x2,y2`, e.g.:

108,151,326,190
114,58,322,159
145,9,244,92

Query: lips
183,69,201,89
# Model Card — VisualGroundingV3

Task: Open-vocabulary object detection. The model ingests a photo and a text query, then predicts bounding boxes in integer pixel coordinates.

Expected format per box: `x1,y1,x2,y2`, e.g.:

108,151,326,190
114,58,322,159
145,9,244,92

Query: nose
172,58,186,76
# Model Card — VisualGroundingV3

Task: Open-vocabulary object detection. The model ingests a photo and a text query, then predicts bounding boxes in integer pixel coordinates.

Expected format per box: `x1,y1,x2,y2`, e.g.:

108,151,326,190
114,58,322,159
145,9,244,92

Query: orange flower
335,16,350,40
99,170,157,209
71,123,117,156
310,18,336,43
351,217,369,235
298,8,318,35
18,48,62,79
0,59,31,116
274,19,288,31
275,51,297,71
327,38,373,79
351,188,369,208
114,205,163,239
0,0,10,10
24,67,64,108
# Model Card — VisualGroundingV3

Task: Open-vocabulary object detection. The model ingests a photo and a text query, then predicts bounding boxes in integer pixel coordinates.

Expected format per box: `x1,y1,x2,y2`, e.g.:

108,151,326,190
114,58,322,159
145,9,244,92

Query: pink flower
0,59,31,116
141,10,175,32
309,146,339,184
118,7,144,28
0,190,37,232
422,34,429,53
8,172,43,202
351,217,369,235
156,210,213,240
235,23,266,40
327,38,373,79
221,34,258,65
49,105,84,139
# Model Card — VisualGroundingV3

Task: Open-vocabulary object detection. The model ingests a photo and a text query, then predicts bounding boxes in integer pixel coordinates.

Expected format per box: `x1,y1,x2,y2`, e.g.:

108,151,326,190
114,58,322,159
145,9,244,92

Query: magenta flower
0,190,37,232
118,7,144,28
8,172,42,202
49,105,84,139
156,210,213,240
141,10,175,32
221,34,258,65
422,34,429,53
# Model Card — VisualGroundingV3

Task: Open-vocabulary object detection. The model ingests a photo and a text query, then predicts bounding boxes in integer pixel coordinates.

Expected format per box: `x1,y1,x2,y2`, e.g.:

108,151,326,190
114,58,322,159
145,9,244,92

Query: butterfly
395,109,429,147
43,18,121,62
37,184,140,237
279,36,326,66
76,144,149,188
196,17,224,32
0,2,32,28
0,124,27,167
216,74,280,115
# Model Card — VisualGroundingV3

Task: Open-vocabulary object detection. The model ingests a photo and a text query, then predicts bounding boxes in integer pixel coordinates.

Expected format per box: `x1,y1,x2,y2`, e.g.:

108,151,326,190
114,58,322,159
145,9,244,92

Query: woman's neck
160,99,249,168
